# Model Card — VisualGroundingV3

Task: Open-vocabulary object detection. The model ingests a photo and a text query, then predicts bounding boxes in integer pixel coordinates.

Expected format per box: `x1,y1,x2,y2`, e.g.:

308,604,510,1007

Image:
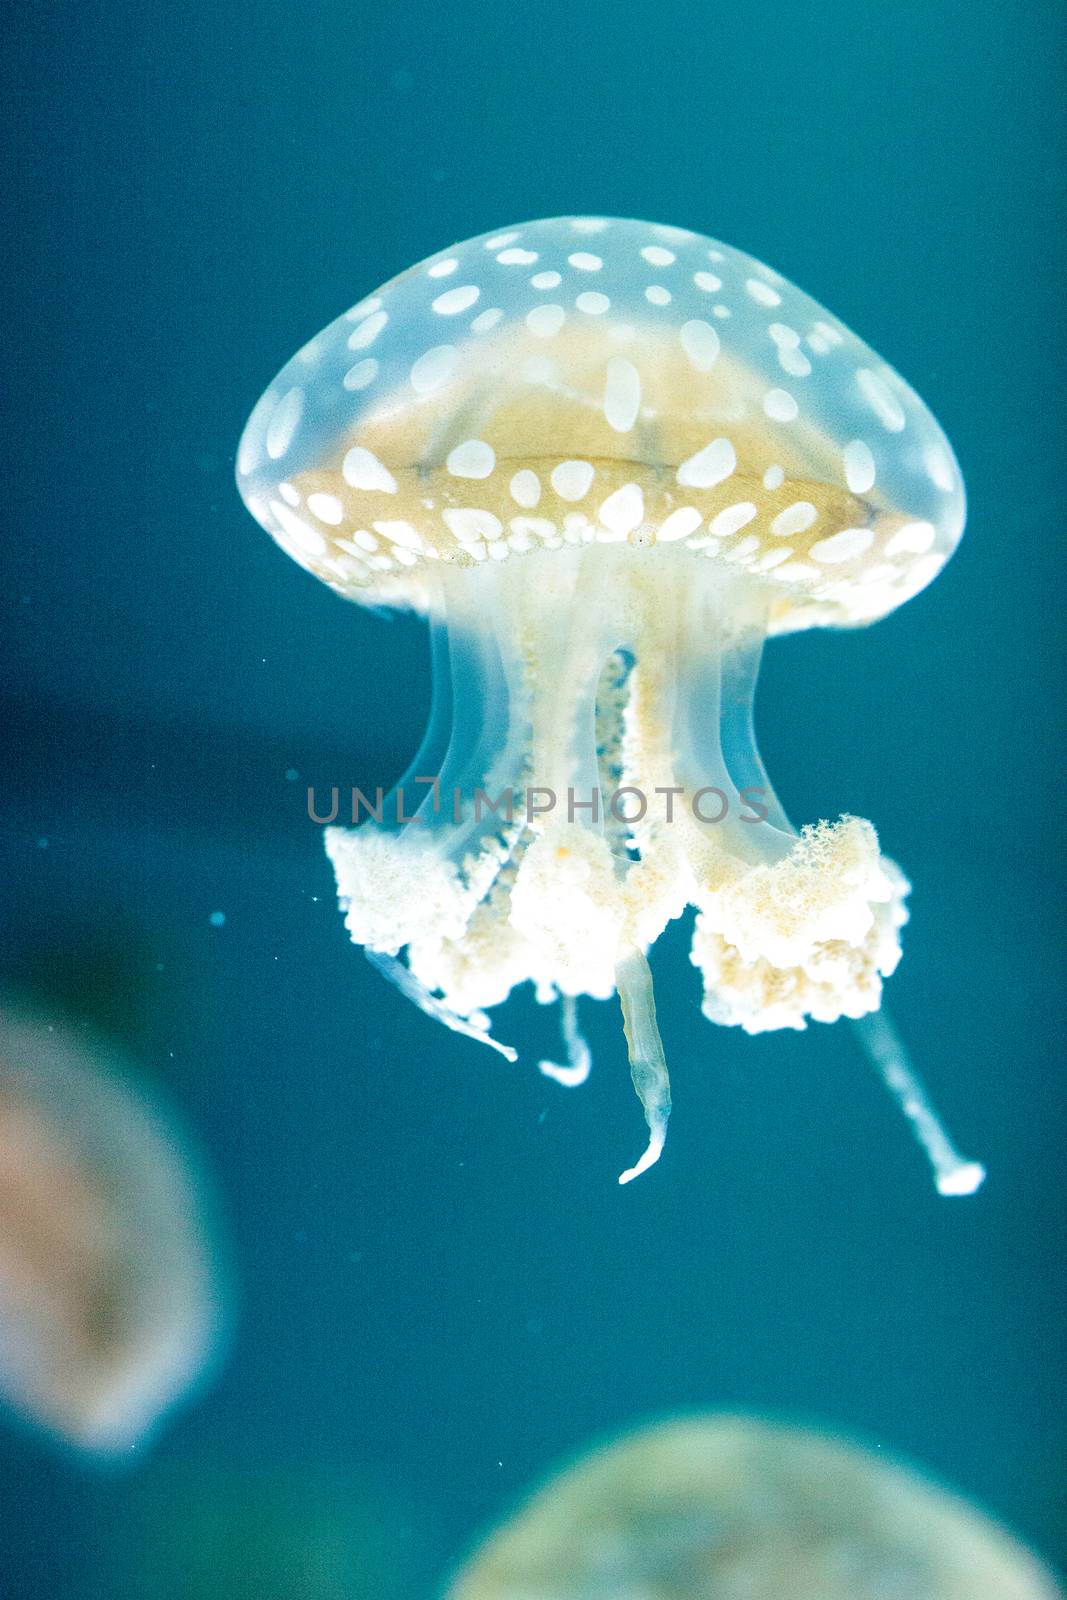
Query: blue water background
0,0,1064,1591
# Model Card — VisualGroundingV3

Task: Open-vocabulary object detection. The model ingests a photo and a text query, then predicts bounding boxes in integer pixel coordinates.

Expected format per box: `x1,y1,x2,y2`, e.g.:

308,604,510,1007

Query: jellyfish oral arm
615,949,672,1184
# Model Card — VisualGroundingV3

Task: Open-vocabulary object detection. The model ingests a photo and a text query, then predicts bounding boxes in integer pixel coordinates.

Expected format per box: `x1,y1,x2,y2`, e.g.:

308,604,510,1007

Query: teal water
1,0,1064,1592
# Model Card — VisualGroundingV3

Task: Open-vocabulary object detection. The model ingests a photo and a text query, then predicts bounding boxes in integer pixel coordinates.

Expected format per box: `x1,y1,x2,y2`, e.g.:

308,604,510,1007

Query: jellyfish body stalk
853,1009,985,1195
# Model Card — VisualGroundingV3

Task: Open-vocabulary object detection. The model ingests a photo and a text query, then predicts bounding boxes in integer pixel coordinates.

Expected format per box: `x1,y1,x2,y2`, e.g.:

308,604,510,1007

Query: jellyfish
444,1414,1063,1600
0,1003,226,1453
236,217,984,1190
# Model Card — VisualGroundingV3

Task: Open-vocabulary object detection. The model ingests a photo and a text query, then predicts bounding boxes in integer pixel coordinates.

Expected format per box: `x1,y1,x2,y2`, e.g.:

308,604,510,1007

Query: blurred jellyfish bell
236,216,984,1189
0,1003,227,1455
445,1414,1063,1600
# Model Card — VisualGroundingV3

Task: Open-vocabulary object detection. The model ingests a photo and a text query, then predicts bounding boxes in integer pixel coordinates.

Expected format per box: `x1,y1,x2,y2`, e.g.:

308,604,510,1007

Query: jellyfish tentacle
538,995,593,1088
616,948,672,1184
853,1009,985,1195
366,949,518,1063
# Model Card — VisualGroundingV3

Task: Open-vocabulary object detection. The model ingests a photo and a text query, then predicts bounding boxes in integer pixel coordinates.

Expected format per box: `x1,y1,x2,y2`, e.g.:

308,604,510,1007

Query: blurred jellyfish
236,216,984,1189
0,1003,226,1453
445,1415,1063,1600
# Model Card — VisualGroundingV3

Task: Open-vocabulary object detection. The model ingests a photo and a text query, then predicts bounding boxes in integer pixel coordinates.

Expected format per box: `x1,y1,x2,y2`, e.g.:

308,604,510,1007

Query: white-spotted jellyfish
236,217,984,1192
0,1003,225,1453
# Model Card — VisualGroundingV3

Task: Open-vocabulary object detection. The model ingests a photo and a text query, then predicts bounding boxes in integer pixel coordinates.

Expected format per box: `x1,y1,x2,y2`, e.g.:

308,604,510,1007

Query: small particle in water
208,912,226,928
285,768,299,782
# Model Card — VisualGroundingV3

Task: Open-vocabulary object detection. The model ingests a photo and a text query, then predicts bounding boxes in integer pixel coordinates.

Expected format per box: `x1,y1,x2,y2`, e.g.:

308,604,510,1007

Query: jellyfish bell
0,1004,226,1455
444,1414,1063,1600
236,216,983,1189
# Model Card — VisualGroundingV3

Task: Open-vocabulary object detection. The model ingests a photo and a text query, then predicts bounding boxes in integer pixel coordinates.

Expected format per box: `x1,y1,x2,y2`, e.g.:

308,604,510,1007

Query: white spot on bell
427,258,459,278
923,445,956,492
645,285,671,306
497,248,538,265
810,527,874,563
885,520,937,557
679,319,720,372
373,520,425,551
446,439,496,479
531,271,562,290
709,502,758,538
677,437,736,489
551,460,595,501
433,285,480,315
576,291,610,315
526,304,566,337
265,388,304,460
857,368,906,432
641,245,675,266
758,546,794,570
270,500,326,557
471,308,503,334
344,295,383,321
693,271,722,292
342,447,398,494
343,358,379,391
656,507,703,543
771,502,818,537
568,252,603,271
510,516,557,542
598,483,644,537
746,278,782,307
307,493,345,526
763,388,799,422
443,507,502,542
843,440,877,494
603,357,642,433
410,345,458,395
778,346,812,377
347,311,388,349
509,470,541,508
